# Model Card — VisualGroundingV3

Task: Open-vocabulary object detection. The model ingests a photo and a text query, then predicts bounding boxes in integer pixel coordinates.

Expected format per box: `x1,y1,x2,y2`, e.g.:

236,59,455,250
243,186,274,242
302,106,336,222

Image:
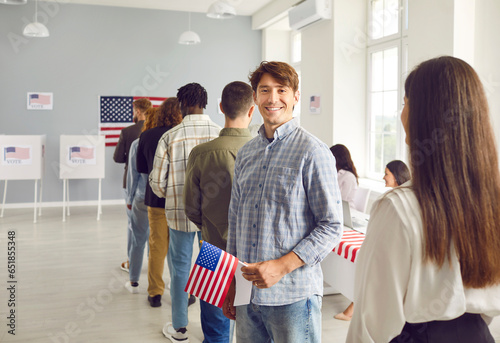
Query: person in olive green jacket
183,81,254,343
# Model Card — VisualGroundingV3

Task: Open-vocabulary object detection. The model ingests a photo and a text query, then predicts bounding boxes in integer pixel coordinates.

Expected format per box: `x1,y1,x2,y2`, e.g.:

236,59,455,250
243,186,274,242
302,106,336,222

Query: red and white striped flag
333,229,365,263
185,241,238,308
99,96,167,147
4,146,30,160
70,146,95,159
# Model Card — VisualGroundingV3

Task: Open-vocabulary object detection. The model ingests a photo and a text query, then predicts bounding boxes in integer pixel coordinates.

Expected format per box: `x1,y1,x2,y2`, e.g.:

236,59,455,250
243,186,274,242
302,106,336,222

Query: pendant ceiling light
0,0,27,4
207,0,236,19
178,12,200,45
23,0,49,37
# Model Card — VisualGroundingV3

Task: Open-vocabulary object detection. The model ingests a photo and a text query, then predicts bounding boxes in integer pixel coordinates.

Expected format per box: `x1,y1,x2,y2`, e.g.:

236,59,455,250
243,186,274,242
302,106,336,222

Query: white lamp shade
23,22,50,37
178,30,200,45
0,0,27,4
207,1,236,19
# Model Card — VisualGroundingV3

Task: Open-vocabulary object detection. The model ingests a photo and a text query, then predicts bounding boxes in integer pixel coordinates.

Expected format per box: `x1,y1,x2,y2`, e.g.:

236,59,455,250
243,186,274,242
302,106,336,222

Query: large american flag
185,241,238,308
99,96,167,147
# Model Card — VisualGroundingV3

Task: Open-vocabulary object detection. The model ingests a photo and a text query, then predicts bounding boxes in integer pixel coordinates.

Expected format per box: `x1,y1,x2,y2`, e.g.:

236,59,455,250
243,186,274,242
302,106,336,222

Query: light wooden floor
0,205,499,342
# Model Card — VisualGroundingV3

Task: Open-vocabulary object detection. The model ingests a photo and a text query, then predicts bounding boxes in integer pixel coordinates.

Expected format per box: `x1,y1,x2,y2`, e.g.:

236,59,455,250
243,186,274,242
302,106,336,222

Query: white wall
300,0,367,173
474,0,500,147
332,0,367,173
300,18,335,146
408,0,455,68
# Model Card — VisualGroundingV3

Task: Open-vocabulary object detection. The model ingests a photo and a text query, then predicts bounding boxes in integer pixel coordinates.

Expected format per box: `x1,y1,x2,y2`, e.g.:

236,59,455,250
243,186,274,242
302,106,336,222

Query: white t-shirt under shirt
346,183,500,342
337,169,358,209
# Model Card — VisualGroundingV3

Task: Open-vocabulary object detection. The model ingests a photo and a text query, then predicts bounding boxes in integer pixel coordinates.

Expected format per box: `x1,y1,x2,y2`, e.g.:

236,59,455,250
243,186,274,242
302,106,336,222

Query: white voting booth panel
0,135,46,223
59,135,105,221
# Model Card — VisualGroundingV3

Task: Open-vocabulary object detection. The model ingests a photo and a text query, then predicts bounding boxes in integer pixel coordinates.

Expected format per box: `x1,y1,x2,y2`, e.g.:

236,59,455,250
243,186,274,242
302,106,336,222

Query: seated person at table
347,56,500,342
330,144,358,209
383,160,410,188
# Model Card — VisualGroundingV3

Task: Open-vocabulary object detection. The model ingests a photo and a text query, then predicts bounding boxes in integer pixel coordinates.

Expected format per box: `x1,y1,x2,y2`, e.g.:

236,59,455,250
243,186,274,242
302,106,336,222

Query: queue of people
112,57,500,343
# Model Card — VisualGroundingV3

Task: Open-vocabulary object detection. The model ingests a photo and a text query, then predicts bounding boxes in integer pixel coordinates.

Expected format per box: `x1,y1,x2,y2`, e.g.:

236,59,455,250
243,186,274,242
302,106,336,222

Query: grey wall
0,2,262,204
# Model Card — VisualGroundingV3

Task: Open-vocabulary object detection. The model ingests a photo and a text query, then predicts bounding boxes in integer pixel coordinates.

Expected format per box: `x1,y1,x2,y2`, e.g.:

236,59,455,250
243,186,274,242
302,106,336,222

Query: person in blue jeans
184,81,255,342
125,131,150,293
223,61,343,343
150,83,221,342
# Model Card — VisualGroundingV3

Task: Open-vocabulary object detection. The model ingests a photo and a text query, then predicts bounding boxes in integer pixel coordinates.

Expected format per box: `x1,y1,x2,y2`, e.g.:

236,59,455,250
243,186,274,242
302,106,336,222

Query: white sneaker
125,281,139,294
162,322,189,342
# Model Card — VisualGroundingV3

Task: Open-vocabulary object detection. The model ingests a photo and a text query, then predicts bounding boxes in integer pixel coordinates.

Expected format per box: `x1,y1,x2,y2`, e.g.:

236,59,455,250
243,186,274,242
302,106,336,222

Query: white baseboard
1,199,124,209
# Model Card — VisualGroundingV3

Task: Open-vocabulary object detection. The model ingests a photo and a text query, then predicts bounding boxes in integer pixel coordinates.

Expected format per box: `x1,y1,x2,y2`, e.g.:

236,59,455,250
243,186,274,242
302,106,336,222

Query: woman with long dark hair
330,144,359,209
383,160,410,188
347,56,500,342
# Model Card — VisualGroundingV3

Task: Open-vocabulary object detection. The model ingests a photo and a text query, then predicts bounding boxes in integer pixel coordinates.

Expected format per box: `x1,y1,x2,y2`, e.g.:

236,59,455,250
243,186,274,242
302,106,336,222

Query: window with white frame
366,0,408,179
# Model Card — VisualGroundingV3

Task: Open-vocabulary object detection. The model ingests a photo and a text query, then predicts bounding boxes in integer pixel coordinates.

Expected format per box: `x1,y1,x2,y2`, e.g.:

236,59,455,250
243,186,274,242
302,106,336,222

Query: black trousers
390,313,494,343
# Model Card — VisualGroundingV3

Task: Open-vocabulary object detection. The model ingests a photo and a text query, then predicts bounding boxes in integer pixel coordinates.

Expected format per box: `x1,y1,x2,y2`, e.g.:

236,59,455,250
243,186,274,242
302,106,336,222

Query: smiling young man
223,61,343,343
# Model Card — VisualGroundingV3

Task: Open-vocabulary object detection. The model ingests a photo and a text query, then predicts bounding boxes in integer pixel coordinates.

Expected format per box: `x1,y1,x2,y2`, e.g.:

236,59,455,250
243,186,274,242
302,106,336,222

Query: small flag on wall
309,95,321,114
99,96,167,147
27,92,53,110
185,241,238,308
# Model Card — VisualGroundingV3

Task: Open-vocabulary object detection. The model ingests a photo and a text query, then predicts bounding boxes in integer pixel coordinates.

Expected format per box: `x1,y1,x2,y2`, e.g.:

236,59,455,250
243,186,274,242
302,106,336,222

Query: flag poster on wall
99,96,167,147
1,145,32,165
67,146,96,165
309,95,321,114
27,92,53,110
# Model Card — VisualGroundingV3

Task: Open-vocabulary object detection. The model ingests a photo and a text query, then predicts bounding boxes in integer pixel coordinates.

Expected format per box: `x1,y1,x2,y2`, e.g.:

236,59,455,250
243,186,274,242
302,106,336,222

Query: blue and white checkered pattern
227,119,343,306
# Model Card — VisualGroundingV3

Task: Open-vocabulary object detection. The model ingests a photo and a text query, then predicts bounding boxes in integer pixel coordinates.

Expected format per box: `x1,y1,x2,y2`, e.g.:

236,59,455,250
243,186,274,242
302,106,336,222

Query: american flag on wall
185,241,238,308
29,93,51,105
99,96,167,147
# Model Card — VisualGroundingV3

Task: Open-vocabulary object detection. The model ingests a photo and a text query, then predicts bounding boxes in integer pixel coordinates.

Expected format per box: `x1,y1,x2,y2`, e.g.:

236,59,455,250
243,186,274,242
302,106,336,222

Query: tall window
366,0,408,179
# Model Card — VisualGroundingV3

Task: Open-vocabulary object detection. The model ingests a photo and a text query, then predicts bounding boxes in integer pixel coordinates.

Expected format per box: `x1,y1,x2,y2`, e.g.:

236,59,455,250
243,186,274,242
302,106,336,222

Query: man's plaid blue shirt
227,119,343,306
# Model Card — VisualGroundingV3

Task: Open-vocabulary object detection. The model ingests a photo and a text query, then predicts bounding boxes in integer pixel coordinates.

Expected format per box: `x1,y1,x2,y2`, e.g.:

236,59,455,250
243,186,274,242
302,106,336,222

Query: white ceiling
48,0,275,16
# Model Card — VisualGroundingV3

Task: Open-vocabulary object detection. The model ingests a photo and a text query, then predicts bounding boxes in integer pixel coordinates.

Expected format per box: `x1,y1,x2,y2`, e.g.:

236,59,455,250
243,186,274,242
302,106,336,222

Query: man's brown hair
249,61,299,93
132,98,152,113
221,81,254,120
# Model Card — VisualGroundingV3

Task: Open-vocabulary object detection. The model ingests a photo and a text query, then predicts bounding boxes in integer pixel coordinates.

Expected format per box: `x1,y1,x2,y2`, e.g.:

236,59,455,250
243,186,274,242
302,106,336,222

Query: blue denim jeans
123,188,132,258
128,196,149,282
168,229,201,330
200,299,233,343
236,295,322,343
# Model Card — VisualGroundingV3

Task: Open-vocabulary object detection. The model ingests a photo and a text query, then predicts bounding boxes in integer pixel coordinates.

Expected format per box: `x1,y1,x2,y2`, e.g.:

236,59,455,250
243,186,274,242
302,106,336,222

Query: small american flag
5,146,30,160
333,229,365,263
185,241,238,308
99,96,167,147
310,95,320,108
29,93,51,105
70,146,94,160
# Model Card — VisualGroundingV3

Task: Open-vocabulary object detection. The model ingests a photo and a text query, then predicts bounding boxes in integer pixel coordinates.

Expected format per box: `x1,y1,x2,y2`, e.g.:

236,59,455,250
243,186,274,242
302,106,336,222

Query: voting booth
0,135,46,223
59,135,105,221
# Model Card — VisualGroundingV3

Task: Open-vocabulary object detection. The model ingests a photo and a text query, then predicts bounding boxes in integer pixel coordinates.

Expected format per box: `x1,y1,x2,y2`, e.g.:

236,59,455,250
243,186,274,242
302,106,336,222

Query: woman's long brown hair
142,107,158,132
155,97,182,129
405,56,500,288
